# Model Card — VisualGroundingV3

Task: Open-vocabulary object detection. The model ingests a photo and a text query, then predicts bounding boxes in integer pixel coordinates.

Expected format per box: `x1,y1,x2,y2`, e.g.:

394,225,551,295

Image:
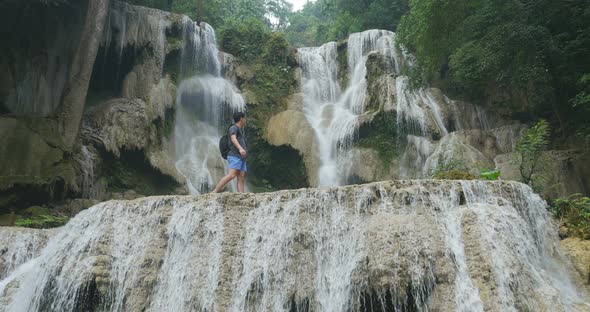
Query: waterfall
297,29,511,183
298,30,397,187
1,180,586,311
173,19,245,194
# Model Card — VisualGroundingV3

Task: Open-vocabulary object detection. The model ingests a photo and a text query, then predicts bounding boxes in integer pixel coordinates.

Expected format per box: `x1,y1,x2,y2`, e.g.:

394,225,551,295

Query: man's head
233,111,246,127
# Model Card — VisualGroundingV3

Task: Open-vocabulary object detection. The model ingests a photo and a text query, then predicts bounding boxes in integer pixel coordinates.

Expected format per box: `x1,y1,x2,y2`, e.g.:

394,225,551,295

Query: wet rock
0,180,587,311
0,227,56,279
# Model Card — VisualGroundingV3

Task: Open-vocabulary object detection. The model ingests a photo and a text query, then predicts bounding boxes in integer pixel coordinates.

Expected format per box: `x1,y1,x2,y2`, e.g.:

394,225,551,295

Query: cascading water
298,30,398,186
173,19,245,194
298,29,502,183
1,180,587,311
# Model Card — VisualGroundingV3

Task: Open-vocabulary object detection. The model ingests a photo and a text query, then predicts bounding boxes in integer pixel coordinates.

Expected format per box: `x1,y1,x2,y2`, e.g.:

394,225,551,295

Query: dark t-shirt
228,124,247,158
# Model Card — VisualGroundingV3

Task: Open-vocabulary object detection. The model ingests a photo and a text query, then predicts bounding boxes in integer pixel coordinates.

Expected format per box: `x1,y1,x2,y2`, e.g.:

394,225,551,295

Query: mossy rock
23,205,51,217
356,111,400,165
0,117,76,193
15,214,69,229
337,39,349,87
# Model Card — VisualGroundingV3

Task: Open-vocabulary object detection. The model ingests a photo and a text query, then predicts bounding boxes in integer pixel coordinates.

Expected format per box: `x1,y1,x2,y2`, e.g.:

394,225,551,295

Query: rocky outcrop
0,180,587,311
266,109,319,186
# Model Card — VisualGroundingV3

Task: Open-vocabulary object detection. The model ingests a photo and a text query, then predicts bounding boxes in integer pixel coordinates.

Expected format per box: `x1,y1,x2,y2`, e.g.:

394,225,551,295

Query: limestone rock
287,93,304,112
561,237,590,295
0,180,586,311
219,51,238,84
266,110,319,185
0,227,56,279
83,98,152,156
346,147,399,182
495,149,590,198
0,117,76,192
426,129,500,175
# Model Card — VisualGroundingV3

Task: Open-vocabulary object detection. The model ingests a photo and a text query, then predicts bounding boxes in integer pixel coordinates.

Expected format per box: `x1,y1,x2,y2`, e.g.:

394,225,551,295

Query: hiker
213,112,248,193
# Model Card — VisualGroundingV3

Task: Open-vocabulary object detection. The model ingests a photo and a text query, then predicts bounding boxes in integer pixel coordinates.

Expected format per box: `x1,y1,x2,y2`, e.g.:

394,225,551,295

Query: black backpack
219,125,233,160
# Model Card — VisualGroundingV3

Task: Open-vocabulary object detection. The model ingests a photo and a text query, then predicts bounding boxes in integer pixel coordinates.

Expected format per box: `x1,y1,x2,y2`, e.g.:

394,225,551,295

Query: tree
512,120,550,186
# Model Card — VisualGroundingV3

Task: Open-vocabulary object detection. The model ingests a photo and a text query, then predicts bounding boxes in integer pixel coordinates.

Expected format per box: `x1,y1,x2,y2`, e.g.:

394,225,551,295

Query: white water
0,229,50,280
298,30,398,186
173,20,245,194
1,181,584,311
297,29,512,183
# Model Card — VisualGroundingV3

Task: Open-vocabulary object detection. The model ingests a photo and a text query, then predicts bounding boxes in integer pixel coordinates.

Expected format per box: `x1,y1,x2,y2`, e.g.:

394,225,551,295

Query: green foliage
512,120,550,186
220,18,296,129
284,0,408,47
551,194,590,239
15,214,69,229
431,160,476,180
357,112,399,165
573,74,590,110
396,0,590,136
219,18,270,62
479,169,500,181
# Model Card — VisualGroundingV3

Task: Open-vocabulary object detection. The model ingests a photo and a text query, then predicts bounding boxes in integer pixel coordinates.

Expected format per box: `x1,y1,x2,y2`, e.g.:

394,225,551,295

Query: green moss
479,169,500,180
337,40,348,87
430,160,476,180
433,170,476,180
242,63,295,129
356,111,399,165
15,214,69,229
246,126,309,190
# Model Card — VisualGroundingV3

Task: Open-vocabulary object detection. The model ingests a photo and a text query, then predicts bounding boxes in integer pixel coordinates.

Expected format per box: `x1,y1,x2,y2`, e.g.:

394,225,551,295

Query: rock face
561,237,590,294
0,180,587,311
495,149,590,198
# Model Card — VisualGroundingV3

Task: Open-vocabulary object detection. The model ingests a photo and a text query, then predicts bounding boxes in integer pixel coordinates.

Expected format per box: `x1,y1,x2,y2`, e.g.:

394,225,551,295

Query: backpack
219,125,233,160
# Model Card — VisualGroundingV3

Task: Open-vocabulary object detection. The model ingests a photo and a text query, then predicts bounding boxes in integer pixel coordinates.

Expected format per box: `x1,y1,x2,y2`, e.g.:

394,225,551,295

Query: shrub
479,169,500,180
551,194,590,239
431,160,476,180
512,119,550,186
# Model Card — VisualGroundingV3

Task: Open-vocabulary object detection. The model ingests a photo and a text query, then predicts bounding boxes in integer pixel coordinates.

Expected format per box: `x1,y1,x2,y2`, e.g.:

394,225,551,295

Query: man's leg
237,171,246,192
212,169,239,193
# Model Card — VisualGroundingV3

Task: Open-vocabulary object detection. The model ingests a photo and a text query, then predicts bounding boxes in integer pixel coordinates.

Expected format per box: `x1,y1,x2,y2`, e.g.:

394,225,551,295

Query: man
213,112,248,193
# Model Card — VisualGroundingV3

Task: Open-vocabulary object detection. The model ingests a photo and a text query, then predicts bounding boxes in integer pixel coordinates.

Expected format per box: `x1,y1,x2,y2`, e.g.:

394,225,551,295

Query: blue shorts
227,156,247,172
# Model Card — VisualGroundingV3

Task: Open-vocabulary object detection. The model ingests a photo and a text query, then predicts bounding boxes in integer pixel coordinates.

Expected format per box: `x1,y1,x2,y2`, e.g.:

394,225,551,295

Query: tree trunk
58,0,110,150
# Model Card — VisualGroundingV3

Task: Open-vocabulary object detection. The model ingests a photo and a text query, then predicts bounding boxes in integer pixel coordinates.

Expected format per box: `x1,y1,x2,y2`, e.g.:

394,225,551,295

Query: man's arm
231,134,247,157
